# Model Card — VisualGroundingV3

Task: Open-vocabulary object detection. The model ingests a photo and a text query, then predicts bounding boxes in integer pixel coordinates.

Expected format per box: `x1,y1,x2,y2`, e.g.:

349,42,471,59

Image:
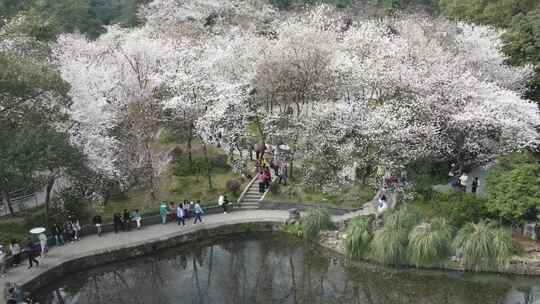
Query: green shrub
407,218,454,267
369,206,421,266
411,191,490,228
486,152,540,224
345,216,373,259
282,222,304,238
452,220,513,271
302,208,332,241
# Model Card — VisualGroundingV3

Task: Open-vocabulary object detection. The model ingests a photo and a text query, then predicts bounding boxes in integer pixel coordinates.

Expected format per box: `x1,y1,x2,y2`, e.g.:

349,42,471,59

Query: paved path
0,210,289,303
432,164,490,197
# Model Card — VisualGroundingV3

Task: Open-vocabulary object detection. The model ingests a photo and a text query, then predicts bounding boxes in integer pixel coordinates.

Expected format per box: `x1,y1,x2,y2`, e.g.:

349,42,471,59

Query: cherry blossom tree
54,26,180,200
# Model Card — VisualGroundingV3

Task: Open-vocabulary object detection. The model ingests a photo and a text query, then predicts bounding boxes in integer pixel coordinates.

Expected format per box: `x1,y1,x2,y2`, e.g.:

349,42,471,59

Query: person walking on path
189,201,195,217
132,209,142,229
113,213,122,233
258,171,266,193
169,202,176,222
10,239,21,266
193,202,204,224
64,219,74,244
218,195,229,214
471,177,480,195
0,245,7,277
122,209,131,231
92,214,103,236
72,217,81,241
183,200,190,219
24,239,39,269
459,172,468,192
52,223,64,246
159,202,169,224
263,168,272,190
176,205,185,226
38,233,47,258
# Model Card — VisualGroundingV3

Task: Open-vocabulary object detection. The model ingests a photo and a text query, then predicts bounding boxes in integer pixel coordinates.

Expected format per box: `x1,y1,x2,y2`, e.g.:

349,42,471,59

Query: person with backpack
193,201,204,224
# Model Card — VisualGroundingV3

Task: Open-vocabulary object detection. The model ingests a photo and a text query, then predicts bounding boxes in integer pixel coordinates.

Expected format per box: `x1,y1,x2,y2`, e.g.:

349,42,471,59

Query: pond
35,233,540,304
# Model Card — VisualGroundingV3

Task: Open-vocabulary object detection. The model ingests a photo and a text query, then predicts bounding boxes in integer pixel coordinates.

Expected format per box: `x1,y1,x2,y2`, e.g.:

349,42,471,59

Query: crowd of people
449,164,480,194
252,143,290,194
0,195,235,280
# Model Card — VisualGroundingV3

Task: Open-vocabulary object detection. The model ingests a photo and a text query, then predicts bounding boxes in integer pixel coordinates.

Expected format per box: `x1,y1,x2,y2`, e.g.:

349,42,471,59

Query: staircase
237,173,273,210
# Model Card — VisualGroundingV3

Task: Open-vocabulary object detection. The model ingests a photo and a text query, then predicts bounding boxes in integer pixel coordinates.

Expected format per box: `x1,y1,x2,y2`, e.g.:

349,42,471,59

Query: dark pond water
35,233,540,304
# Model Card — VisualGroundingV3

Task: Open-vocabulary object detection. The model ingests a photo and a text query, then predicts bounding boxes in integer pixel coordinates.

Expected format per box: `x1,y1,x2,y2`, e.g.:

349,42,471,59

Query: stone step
239,202,260,206
241,198,261,204
237,206,259,210
244,193,261,197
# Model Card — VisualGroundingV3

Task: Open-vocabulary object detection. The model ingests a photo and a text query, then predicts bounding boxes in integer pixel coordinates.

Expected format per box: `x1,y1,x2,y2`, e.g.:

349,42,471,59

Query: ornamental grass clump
452,220,513,271
370,206,421,266
407,218,454,268
302,208,332,241
345,216,373,259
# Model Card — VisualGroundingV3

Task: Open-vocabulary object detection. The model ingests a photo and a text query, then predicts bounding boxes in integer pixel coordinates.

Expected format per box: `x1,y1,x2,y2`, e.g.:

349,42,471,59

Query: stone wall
259,201,361,215
23,221,281,294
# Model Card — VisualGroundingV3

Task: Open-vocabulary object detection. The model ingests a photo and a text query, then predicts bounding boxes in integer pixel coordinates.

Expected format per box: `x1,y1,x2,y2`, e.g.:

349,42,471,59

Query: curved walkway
0,210,289,303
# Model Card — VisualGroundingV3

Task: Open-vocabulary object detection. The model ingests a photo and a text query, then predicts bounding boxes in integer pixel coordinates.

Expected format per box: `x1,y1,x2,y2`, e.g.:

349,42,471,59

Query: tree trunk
44,176,56,223
188,122,193,172
289,156,294,180
2,190,14,216
202,142,213,191
254,115,266,144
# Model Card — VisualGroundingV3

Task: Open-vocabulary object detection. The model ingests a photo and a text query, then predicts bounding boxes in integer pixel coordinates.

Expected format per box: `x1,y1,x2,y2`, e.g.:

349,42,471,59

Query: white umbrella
29,227,46,234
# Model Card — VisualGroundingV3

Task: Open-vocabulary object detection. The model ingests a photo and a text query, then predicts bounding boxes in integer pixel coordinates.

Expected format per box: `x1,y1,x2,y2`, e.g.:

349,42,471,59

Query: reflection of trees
36,234,524,304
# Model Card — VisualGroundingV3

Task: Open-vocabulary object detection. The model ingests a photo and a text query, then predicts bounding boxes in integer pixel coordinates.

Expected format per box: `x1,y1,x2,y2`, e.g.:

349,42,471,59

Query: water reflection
35,233,540,304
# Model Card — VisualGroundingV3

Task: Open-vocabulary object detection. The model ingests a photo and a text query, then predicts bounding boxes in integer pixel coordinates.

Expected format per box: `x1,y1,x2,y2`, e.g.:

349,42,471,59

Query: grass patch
266,180,376,209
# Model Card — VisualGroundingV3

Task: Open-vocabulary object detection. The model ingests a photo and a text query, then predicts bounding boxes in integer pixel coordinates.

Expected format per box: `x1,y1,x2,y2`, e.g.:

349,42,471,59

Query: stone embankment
0,210,289,304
